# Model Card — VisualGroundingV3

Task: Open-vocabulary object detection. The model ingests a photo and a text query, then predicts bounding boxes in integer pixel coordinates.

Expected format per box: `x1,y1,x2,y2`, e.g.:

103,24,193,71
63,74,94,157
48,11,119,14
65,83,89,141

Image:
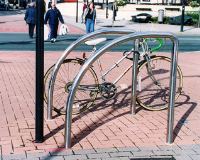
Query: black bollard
106,0,108,18
76,0,78,23
35,0,44,143
180,4,185,32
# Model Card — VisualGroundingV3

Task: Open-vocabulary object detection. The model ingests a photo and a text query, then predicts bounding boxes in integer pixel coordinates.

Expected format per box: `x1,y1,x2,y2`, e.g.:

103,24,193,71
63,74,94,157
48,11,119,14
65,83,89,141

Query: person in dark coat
23,0,27,9
112,2,118,21
24,3,36,38
44,2,64,43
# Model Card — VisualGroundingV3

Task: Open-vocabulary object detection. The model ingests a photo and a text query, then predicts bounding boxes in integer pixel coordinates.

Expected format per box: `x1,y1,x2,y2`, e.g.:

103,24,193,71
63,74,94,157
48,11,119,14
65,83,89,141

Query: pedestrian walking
13,0,17,10
23,0,27,9
5,0,9,11
112,1,118,21
83,1,96,34
81,1,87,23
48,0,52,9
24,2,36,39
44,2,65,43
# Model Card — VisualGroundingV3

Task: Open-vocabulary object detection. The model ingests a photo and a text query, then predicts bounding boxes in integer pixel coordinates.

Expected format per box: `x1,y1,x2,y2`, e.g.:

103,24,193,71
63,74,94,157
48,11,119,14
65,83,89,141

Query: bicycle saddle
85,37,106,46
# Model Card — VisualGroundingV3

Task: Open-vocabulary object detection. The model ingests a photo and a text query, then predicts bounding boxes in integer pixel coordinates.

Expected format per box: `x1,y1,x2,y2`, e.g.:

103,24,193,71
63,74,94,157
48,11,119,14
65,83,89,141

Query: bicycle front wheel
44,59,99,115
136,56,183,111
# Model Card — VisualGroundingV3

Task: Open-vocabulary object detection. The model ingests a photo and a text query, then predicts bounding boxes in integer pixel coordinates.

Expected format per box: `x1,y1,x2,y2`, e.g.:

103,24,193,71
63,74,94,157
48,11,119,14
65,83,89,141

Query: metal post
18,0,20,10
112,4,114,27
180,4,185,32
35,0,44,143
106,0,108,18
130,40,139,115
76,0,78,23
166,41,178,144
198,6,200,28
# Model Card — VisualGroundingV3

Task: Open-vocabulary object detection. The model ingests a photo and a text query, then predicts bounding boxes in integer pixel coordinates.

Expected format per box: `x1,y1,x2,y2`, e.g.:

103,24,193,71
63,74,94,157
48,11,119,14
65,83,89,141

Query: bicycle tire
136,56,183,111
44,59,99,115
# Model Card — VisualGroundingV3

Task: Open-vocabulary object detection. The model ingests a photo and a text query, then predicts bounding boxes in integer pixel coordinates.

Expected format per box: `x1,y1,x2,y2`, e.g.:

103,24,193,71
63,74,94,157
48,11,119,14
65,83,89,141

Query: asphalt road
0,33,200,53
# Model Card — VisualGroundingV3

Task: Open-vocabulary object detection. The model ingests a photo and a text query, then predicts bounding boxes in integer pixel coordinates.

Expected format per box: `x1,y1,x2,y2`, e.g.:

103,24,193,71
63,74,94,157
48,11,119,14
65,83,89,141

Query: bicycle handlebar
144,38,163,52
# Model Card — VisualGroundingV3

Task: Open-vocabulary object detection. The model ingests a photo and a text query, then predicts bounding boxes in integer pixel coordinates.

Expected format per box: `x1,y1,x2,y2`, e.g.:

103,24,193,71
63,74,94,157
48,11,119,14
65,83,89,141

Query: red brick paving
0,51,200,156
0,16,85,34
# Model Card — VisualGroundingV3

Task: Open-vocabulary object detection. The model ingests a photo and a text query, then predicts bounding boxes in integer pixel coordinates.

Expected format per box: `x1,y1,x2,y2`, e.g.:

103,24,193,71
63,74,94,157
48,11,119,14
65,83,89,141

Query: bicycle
44,37,183,115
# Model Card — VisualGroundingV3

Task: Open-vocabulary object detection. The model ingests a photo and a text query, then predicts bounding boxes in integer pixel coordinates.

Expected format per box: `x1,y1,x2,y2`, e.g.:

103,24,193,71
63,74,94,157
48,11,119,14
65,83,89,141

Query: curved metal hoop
64,31,179,148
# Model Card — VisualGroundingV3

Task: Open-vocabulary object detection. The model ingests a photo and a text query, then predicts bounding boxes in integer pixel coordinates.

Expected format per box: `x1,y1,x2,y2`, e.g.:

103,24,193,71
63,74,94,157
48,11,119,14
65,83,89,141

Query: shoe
53,38,56,43
50,38,54,43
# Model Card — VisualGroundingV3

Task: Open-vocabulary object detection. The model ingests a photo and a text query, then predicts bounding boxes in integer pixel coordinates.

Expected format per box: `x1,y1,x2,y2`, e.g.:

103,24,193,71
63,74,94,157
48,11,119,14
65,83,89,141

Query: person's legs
49,24,55,40
86,19,90,34
29,24,35,38
90,20,94,33
81,12,84,23
54,25,58,39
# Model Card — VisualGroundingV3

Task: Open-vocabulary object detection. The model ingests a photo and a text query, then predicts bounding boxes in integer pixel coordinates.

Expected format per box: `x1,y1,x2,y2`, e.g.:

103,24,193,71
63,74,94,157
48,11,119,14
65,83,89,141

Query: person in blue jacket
24,2,36,39
44,2,64,43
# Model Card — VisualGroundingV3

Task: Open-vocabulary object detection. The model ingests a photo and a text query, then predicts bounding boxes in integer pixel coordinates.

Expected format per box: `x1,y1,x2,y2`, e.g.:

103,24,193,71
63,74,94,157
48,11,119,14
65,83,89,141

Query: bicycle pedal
119,84,128,89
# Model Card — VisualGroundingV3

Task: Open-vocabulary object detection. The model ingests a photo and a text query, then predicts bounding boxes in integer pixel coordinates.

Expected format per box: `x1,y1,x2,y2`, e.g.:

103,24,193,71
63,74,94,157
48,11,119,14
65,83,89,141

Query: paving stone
173,149,197,155
117,147,139,152
40,156,65,160
129,156,151,159
95,148,118,153
132,151,154,157
109,152,133,157
87,153,110,159
158,145,182,151
153,150,176,156
2,154,26,160
73,149,96,155
189,154,200,160
102,158,120,160
50,150,73,156
193,148,200,154
63,154,88,160
119,157,130,160
138,146,160,151
179,145,200,150
151,155,174,159
26,152,50,159
173,155,192,160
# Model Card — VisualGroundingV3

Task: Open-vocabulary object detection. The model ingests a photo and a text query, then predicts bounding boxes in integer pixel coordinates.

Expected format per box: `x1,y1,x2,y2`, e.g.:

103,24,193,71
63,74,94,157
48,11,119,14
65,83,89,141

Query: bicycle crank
99,82,117,100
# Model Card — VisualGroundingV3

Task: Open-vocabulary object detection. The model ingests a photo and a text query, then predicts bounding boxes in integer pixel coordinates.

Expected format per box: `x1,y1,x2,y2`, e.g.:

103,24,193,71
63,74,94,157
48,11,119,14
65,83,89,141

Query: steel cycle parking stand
47,29,137,120
64,31,179,148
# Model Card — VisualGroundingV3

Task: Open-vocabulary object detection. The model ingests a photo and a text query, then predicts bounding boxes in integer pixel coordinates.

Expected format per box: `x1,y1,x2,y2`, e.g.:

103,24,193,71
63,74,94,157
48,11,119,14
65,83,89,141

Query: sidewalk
1,10,200,160
1,11,200,35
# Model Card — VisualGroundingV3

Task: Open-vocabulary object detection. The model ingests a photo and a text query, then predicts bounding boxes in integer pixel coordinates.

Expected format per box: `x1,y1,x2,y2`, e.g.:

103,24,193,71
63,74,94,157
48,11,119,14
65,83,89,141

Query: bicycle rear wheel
136,56,183,111
44,59,99,115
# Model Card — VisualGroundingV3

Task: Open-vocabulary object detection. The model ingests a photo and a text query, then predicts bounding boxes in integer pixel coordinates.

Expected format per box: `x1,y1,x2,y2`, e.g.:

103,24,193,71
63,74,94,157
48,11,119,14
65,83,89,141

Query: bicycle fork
145,55,161,87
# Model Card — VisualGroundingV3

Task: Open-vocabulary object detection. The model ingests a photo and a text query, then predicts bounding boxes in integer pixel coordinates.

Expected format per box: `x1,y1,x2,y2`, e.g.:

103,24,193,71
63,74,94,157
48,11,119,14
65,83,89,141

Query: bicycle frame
79,38,163,91
97,50,134,86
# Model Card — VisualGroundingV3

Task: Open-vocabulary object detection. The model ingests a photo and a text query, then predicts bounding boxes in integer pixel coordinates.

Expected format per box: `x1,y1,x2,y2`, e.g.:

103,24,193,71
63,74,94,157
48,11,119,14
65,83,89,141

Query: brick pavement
0,16,85,34
0,50,200,159
1,11,200,160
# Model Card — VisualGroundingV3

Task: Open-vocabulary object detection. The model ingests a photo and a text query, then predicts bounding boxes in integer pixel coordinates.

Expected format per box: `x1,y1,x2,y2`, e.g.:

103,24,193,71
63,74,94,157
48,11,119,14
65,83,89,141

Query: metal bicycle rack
47,29,137,120
64,31,179,148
